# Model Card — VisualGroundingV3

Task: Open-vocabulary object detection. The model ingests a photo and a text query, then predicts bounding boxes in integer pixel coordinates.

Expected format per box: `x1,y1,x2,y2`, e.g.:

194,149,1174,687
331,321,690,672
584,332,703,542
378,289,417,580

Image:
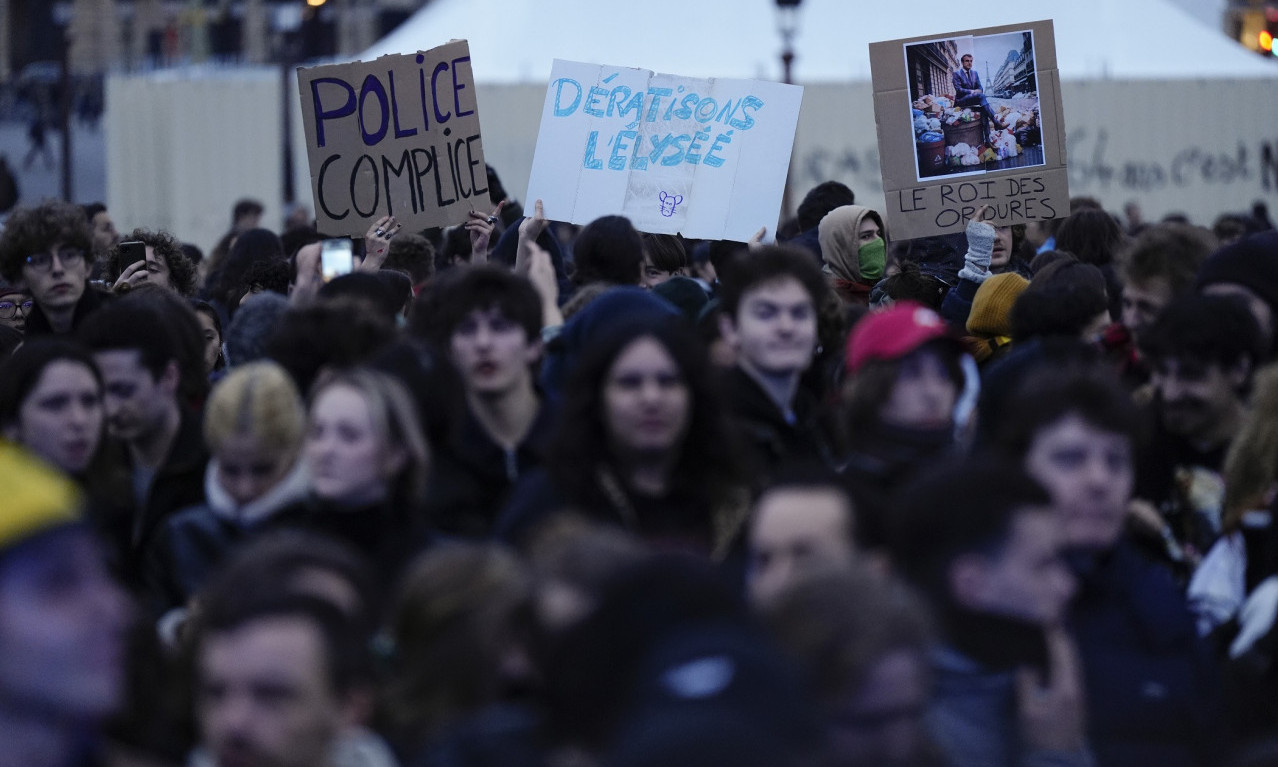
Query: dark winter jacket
1068,541,1223,767
142,458,310,614
721,366,832,488
423,398,557,537
24,282,114,336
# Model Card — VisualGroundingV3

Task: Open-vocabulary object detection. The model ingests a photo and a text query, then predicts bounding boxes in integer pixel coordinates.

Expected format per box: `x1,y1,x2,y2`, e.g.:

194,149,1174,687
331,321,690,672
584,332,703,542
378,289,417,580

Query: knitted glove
957,218,995,283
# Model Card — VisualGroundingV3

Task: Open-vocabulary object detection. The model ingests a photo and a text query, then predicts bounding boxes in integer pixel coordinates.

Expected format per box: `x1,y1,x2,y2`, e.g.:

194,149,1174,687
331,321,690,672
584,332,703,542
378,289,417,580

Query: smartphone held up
321,238,356,282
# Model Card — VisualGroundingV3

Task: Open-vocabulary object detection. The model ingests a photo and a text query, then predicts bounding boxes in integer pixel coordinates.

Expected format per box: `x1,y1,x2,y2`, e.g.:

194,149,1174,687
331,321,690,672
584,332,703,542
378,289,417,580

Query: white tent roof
362,0,1278,82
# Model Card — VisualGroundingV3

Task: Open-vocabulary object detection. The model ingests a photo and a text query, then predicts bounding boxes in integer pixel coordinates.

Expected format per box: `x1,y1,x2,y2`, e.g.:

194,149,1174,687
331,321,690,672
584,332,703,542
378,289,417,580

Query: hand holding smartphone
118,241,146,270
321,239,354,282
112,241,148,292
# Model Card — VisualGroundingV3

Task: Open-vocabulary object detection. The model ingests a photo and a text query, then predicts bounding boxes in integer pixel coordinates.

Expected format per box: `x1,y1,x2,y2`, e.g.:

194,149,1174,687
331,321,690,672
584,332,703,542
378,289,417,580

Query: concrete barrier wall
107,68,284,254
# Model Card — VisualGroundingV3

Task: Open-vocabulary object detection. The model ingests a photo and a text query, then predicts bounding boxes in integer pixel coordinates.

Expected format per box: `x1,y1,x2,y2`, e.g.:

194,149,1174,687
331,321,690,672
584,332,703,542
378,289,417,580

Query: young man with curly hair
104,228,198,297
0,201,112,335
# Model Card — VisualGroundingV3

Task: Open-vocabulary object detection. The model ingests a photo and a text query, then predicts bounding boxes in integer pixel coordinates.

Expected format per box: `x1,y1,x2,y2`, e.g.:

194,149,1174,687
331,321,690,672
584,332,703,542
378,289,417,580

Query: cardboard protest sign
525,60,803,242
297,40,486,237
869,20,1067,240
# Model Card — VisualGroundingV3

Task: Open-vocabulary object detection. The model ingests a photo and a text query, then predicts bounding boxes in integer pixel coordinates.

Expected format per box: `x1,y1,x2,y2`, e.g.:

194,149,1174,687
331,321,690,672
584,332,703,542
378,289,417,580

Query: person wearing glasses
0,201,114,337
0,279,32,334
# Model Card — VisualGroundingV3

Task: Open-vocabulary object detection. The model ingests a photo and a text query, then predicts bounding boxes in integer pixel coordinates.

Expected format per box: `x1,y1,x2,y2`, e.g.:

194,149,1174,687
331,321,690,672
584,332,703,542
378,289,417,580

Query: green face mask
858,237,886,282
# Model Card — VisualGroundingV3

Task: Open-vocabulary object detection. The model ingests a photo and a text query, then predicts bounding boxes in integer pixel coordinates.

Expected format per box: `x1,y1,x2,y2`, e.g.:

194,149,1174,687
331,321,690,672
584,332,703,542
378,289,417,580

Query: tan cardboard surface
297,40,485,237
869,20,1067,239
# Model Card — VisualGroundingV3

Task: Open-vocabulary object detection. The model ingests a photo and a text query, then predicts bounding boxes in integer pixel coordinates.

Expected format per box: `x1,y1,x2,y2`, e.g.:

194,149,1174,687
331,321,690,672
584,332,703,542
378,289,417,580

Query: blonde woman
281,367,432,590
144,360,309,615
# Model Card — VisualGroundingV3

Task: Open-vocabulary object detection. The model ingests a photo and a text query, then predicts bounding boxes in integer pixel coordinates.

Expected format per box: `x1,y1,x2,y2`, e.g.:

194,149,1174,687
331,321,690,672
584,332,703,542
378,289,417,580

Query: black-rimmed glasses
25,248,85,272
0,299,32,319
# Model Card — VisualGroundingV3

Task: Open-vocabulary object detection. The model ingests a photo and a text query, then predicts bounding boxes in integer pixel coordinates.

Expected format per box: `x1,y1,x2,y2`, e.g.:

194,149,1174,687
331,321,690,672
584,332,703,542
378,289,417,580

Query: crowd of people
2,172,1278,767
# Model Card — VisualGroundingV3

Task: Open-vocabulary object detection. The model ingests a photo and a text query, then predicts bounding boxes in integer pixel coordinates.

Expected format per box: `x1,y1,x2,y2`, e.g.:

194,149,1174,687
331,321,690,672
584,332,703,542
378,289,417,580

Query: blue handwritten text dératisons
551,74,765,171
306,53,487,222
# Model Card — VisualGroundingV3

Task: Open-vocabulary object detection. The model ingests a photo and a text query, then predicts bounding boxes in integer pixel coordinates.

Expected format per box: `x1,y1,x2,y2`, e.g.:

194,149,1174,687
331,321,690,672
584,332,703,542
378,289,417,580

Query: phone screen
118,241,146,270
320,239,354,282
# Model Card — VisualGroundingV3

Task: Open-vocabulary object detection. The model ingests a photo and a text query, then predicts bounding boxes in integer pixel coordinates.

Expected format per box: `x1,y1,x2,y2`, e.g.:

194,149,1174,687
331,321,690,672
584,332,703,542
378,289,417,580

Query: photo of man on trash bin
905,30,1045,181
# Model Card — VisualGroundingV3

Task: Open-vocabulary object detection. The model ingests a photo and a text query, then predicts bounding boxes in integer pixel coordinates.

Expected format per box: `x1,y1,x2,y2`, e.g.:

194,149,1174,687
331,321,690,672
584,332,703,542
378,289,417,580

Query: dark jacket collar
724,366,811,430
450,393,557,470
939,606,1050,674
163,406,210,478
24,282,114,336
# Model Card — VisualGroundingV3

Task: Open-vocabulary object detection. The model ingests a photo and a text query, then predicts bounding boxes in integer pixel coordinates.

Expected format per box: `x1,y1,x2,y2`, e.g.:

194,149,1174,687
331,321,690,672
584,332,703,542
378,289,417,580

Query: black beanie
1196,231,1278,319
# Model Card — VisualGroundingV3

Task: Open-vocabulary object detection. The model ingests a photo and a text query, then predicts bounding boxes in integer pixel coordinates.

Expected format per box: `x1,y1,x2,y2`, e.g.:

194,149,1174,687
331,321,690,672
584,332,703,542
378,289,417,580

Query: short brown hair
387,543,533,738
1121,222,1216,296
764,566,931,702
717,244,829,320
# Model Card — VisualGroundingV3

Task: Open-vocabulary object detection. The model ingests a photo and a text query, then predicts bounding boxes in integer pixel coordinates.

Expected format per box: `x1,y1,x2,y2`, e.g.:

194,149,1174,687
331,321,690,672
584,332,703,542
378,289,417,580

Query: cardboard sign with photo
870,20,1068,240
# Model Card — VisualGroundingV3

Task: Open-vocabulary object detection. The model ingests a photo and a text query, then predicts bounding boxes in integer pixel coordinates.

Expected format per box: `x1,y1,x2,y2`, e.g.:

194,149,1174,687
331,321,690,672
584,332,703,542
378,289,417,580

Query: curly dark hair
231,258,292,304
384,232,435,285
105,228,198,296
412,264,541,348
1011,260,1109,343
265,297,398,396
548,318,740,519
873,261,948,310
0,201,93,282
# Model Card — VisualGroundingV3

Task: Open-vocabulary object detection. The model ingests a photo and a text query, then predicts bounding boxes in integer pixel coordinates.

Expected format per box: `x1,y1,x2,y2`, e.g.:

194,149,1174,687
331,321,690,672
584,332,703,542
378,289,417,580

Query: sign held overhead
297,39,486,237
869,20,1068,240
526,59,803,242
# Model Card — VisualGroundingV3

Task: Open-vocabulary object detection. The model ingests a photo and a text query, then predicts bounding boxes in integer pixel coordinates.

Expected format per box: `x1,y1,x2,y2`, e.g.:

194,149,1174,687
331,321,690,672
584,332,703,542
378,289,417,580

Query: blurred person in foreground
995,366,1223,766
0,444,133,767
890,457,1090,767
765,565,935,767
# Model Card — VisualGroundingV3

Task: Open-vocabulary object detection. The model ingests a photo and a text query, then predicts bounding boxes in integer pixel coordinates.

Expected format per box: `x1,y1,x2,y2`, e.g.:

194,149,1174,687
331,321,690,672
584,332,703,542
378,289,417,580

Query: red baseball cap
846,301,958,373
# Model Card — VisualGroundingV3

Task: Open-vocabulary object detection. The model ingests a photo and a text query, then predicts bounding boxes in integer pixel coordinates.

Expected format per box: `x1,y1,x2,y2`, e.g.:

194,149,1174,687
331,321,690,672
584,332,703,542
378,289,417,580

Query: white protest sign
526,60,803,241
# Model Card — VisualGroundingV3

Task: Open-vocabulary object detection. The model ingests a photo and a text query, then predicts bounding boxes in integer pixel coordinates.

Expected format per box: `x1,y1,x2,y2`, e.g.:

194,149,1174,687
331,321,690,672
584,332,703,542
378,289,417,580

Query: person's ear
383,445,409,478
718,313,740,350
339,685,375,729
157,359,180,396
949,554,991,611
1228,356,1252,392
525,337,544,366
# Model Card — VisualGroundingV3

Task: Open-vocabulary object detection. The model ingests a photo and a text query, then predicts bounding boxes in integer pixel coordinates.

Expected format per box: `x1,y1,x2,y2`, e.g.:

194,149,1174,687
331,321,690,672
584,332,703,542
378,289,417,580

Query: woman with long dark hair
499,318,743,558
0,339,134,565
0,339,113,483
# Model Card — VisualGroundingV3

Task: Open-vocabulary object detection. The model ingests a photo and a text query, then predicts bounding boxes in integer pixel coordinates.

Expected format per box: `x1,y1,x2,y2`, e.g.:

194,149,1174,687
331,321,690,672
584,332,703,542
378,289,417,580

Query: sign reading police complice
297,40,485,237
526,60,803,242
